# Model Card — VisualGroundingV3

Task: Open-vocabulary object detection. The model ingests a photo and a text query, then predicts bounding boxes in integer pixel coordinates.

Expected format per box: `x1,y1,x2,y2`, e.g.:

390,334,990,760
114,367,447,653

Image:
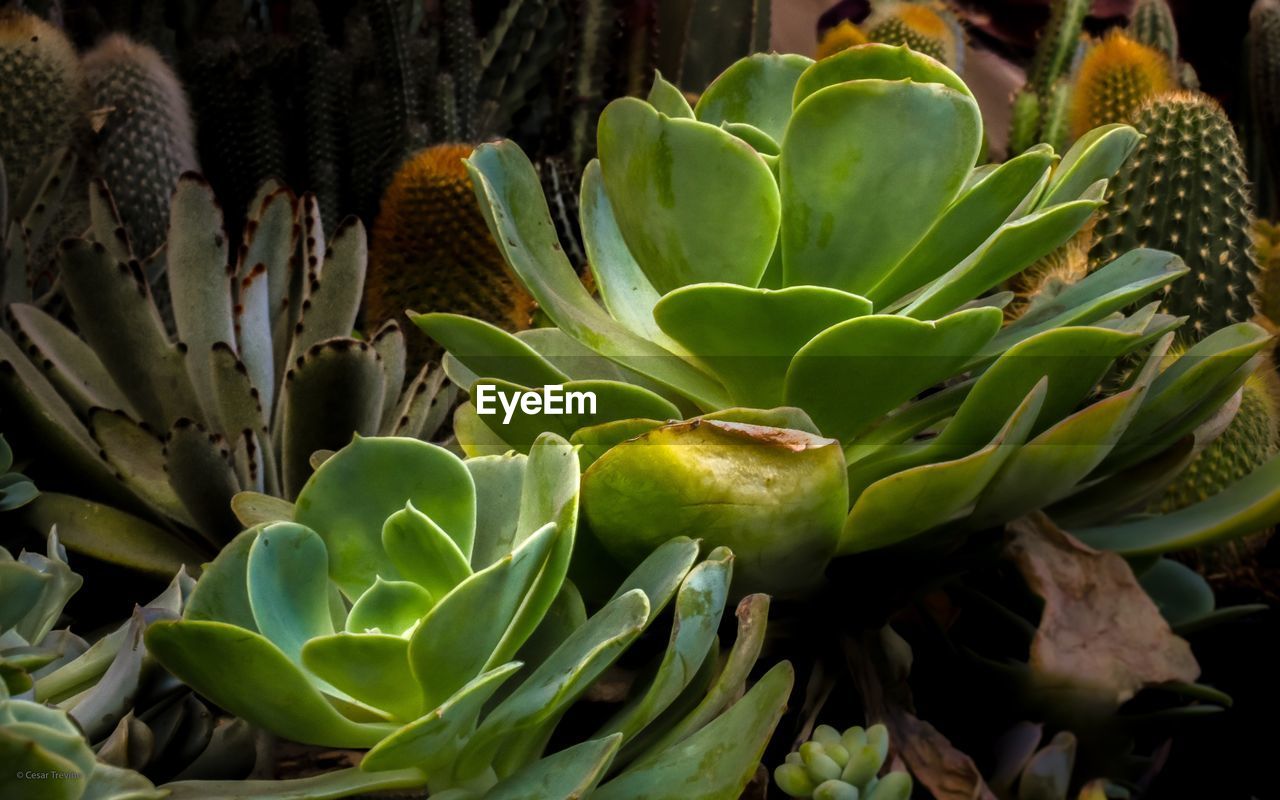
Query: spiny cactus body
1248,0,1280,217
366,143,535,366
1070,31,1174,140
1028,0,1089,95
83,35,199,258
818,20,870,60
0,8,84,190
1129,0,1179,63
1091,93,1261,338
865,1,964,70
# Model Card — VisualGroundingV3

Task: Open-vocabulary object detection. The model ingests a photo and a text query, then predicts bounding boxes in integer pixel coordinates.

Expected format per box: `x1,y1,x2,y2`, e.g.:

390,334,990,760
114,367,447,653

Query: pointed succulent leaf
287,218,367,358
784,307,1003,443
466,453,528,570
234,262,276,416
87,177,134,262
781,73,981,293
792,43,973,108
516,329,688,400
239,187,298,309
841,381,1047,554
571,419,667,469
465,141,730,409
183,528,259,631
486,734,623,800
1037,123,1140,209
598,549,730,745
866,145,1056,307
8,303,134,415
370,322,407,429
360,663,522,774
17,493,203,580
473,378,680,453
70,607,168,741
165,419,241,546
301,633,423,722
161,767,424,800
454,402,514,458
695,53,813,142
1137,558,1215,627
346,578,434,635
145,620,394,748
0,561,50,634
381,504,473,601
409,523,559,708
1075,454,1280,555
593,661,793,800
246,523,334,663
900,195,1103,320
167,175,235,421
458,589,650,779
597,96,780,293
647,71,695,118
388,364,451,440
412,312,569,388
579,161,681,351
280,339,385,499
654,284,873,408
89,408,195,527
606,536,701,614
294,435,475,598
58,239,201,428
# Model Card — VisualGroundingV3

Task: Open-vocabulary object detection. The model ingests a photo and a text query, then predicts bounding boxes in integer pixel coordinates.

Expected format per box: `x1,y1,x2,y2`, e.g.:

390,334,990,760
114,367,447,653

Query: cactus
1254,218,1280,326
0,8,84,191
82,35,199,259
1129,0,1179,64
1027,0,1089,95
1069,31,1174,141
366,143,536,368
1247,0,1280,218
817,20,870,60
774,723,913,800
1091,93,1261,339
865,1,965,71
1008,87,1042,156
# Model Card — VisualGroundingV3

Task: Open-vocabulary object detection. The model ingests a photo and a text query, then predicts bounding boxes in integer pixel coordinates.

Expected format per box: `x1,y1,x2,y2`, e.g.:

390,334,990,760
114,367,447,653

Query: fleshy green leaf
597,97,780,293
1037,124,1140,209
345,578,434,635
301,633,423,721
381,504,473,602
653,284,872,408
145,620,393,748
486,734,623,800
294,436,475,598
695,53,814,142
411,313,569,389
647,71,695,118
246,523,334,663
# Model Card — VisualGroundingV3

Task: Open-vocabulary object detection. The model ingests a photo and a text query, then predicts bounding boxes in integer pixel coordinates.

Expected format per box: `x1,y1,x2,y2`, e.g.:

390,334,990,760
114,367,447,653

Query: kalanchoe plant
0,148,78,310
416,45,1280,585
0,177,453,577
145,433,792,799
0,434,37,511
774,723,912,800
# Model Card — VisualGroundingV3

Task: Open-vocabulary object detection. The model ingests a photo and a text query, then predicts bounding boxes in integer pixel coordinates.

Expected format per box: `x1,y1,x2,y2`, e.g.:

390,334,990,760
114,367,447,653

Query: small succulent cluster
146,433,792,798
774,724,912,800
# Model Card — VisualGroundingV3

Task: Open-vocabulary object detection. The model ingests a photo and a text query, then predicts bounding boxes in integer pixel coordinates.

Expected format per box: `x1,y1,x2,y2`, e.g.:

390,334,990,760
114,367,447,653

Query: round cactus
865,2,965,70
83,35,199,258
1091,92,1261,339
775,723,912,800
817,20,870,61
1070,31,1174,140
0,8,84,191
366,143,536,367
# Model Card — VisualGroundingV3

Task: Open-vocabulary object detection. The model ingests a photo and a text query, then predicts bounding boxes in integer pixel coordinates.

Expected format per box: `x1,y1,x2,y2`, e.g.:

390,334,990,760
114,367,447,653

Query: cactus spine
365,144,535,367
0,8,84,191
82,35,199,258
1091,93,1261,339
1129,0,1179,64
865,1,965,71
1069,31,1174,140
1027,0,1089,95
1247,0,1280,217
1010,0,1087,155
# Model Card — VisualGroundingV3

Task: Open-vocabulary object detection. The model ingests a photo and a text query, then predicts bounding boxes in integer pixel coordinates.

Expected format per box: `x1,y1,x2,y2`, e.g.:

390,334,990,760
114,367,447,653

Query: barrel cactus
1069,31,1174,140
146,433,792,799
0,178,452,578
417,47,1280,586
1129,0,1180,64
864,1,965,71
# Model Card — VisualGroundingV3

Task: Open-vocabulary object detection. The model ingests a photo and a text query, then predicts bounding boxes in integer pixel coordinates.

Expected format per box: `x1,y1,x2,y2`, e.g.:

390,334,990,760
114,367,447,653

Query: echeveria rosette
146,433,793,799
416,45,1280,577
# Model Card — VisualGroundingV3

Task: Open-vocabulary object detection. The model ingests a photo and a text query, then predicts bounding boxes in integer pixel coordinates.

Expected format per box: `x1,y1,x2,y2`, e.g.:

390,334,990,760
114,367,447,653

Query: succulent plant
774,723,913,800
1,434,37,512
1254,217,1280,326
0,696,160,800
1009,0,1087,155
366,143,536,369
1247,0,1280,218
82,34,199,260
989,723,1126,800
0,7,84,192
0,147,79,310
1,177,452,577
417,48,1280,586
1091,92,1261,340
1069,31,1174,140
146,433,792,798
1128,0,1179,64
1,531,257,781
1026,0,1088,96
864,1,965,71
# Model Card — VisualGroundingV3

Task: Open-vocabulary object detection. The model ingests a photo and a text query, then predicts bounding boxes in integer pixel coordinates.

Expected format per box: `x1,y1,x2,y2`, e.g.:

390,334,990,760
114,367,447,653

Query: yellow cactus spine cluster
1070,30,1175,139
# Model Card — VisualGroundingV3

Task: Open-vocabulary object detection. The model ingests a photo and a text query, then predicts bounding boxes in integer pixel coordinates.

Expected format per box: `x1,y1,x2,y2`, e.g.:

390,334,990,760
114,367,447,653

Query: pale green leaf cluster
147,433,792,799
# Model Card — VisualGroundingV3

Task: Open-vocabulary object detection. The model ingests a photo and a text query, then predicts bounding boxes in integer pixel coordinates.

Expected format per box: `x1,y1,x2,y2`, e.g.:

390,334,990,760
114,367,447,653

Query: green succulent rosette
145,433,792,799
